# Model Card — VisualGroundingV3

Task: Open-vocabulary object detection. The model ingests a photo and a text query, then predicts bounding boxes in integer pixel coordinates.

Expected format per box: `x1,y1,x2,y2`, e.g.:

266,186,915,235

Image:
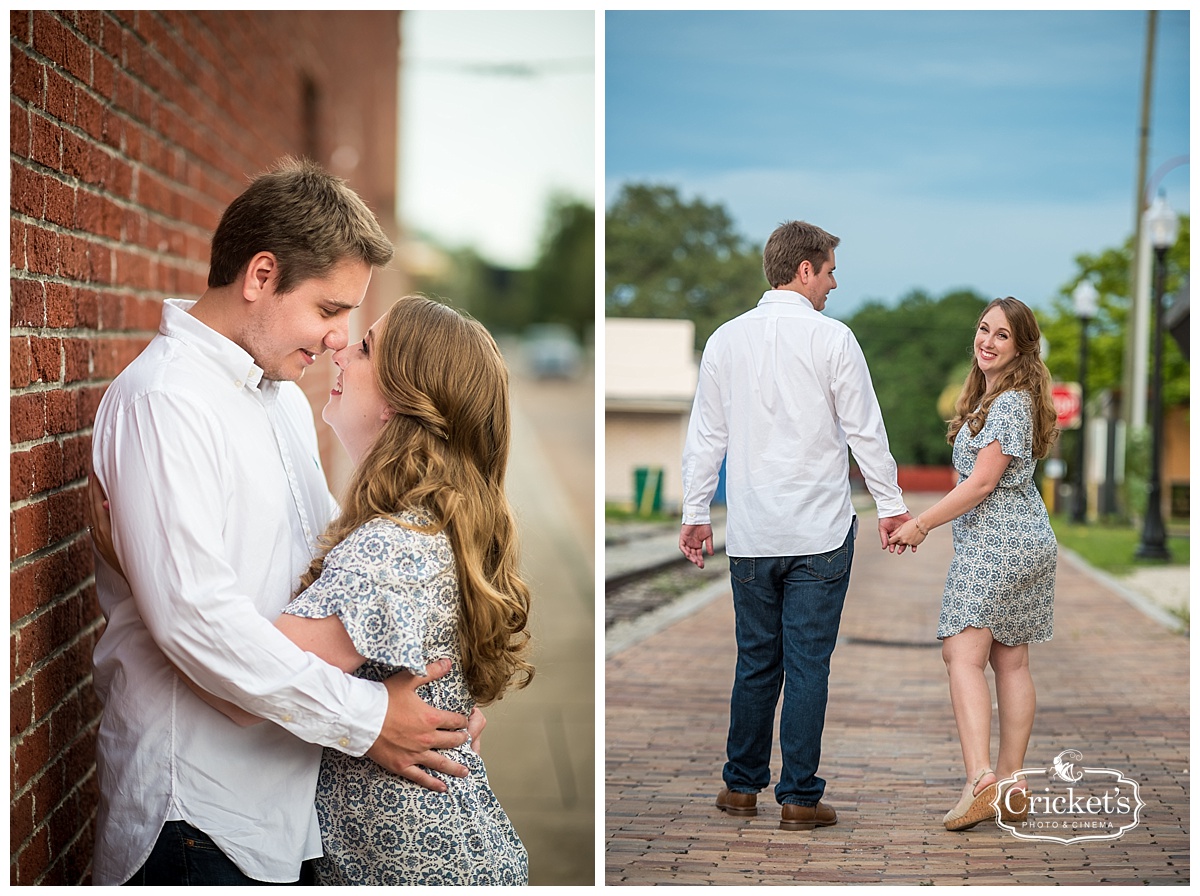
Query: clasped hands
884,514,926,552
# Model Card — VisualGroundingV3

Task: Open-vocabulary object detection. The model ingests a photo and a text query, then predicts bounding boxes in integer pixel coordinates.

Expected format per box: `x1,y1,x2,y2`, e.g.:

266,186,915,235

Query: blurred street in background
483,344,595,885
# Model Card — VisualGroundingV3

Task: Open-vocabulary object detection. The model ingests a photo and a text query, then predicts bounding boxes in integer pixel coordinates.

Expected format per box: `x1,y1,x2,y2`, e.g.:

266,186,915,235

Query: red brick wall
10,10,401,884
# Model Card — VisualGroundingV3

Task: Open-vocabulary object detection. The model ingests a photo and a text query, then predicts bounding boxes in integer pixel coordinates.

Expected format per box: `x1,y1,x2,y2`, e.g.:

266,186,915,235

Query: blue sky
606,10,1190,318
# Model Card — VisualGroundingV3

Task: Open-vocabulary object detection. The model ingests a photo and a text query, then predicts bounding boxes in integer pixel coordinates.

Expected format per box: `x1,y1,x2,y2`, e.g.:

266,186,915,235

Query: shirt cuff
682,508,712,526
330,678,389,756
874,499,909,520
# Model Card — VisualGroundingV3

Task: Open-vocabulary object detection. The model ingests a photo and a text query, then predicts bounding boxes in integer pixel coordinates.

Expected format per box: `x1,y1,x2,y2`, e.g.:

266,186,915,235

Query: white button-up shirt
90,300,387,884
682,289,907,556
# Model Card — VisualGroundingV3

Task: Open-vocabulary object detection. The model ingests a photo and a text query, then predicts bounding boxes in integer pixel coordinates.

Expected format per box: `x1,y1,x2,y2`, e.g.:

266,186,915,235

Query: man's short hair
762,220,840,288
208,157,395,294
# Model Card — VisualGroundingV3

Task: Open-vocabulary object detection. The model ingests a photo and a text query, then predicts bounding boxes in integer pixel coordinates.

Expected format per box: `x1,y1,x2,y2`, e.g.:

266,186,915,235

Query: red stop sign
1052,382,1081,430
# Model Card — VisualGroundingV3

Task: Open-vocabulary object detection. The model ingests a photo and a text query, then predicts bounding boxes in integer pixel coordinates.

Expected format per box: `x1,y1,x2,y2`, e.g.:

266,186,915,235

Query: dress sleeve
285,519,452,676
968,390,1033,459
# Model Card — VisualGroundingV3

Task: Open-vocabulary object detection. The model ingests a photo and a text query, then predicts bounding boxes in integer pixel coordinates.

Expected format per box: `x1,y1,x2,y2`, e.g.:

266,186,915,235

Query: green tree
842,289,989,465
410,195,596,340
1039,215,1188,520
606,183,764,348
527,195,595,341
410,244,524,335
1040,214,1189,407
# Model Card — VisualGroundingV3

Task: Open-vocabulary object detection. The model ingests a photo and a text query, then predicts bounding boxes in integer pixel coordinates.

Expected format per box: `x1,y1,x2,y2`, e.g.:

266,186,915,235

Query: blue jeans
723,519,855,806
123,821,313,886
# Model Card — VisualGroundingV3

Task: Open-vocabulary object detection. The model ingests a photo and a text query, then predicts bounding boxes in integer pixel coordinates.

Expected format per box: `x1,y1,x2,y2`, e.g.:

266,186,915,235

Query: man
90,158,475,884
679,220,911,831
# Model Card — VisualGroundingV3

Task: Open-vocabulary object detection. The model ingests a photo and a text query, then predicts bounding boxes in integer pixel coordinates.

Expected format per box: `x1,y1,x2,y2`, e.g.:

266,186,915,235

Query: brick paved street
605,499,1190,885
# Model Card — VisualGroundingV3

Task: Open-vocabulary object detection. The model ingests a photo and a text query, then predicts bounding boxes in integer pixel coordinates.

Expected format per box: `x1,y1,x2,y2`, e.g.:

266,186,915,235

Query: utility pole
1123,10,1156,434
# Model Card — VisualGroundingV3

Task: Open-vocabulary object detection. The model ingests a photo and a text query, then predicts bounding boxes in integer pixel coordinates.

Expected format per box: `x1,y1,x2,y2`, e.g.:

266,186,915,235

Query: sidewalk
479,377,594,885
605,497,1190,885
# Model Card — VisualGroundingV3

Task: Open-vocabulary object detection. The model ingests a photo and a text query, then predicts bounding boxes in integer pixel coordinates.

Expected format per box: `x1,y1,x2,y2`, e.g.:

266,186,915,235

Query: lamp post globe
1145,192,1180,249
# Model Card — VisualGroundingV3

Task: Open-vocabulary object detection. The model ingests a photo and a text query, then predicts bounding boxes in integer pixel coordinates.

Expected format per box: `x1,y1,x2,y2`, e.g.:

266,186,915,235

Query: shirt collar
758,289,817,312
160,299,267,392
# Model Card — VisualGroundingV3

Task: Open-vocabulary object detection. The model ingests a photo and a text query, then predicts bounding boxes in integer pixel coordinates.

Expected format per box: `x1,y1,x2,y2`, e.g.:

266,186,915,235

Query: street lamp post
1071,279,1098,524
1135,194,1178,560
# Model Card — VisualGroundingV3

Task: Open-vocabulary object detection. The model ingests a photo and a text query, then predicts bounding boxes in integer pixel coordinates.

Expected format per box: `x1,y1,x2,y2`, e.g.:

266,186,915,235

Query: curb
1056,545,1187,634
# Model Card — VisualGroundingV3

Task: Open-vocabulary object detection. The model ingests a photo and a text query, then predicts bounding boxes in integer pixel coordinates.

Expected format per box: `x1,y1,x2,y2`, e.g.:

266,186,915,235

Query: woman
284,295,534,883
889,297,1057,832
94,296,534,883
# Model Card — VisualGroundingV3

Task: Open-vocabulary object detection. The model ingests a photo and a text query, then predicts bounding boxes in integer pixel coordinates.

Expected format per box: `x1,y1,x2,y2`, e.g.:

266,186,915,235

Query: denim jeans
123,821,313,886
723,519,856,806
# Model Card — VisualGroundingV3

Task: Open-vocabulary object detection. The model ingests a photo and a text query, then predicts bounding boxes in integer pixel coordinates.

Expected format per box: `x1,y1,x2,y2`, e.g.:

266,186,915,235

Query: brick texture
605,501,1190,884
10,11,402,884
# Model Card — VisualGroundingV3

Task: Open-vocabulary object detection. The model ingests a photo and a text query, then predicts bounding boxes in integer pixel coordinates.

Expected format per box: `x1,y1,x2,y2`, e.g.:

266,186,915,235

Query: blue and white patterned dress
938,389,1056,646
283,514,528,886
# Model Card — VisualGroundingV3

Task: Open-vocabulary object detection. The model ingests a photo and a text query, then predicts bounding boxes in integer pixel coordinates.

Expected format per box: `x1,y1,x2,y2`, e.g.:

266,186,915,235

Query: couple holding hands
680,220,1058,833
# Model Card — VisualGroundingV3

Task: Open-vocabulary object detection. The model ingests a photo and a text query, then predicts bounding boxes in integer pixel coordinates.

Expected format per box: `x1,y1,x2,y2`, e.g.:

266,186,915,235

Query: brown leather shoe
715,787,758,817
780,801,837,830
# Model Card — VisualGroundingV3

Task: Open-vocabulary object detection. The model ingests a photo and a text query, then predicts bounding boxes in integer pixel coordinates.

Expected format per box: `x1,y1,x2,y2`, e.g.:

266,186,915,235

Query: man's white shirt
682,289,907,556
91,300,387,884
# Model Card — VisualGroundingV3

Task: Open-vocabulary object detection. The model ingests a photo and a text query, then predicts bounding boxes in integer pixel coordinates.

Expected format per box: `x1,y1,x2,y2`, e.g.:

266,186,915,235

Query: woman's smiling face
974,305,1018,385
322,313,393,462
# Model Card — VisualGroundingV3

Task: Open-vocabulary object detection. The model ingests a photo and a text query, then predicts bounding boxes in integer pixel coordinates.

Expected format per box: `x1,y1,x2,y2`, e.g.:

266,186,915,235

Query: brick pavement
605,499,1190,885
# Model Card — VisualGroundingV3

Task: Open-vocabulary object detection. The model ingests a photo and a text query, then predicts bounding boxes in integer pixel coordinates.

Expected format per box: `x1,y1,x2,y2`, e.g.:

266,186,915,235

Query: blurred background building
604,318,698,514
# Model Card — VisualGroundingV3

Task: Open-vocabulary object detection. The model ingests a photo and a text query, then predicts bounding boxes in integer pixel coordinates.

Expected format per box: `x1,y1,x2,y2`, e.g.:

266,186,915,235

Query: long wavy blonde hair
299,296,533,705
946,297,1058,460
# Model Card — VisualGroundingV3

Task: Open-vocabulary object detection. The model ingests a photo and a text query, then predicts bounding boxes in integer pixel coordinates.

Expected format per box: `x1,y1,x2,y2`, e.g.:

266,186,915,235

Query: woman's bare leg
990,640,1035,781
942,626,997,795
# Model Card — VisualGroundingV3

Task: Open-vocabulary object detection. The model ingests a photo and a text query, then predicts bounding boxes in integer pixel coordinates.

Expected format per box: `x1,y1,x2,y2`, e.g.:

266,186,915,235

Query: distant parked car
524,323,582,378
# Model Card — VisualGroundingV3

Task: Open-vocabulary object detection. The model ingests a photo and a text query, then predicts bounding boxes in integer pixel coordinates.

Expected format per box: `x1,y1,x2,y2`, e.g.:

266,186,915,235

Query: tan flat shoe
943,767,998,831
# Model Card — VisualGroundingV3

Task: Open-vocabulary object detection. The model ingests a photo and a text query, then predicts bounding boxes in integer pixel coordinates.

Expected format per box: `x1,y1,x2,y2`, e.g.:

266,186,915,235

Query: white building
605,318,699,510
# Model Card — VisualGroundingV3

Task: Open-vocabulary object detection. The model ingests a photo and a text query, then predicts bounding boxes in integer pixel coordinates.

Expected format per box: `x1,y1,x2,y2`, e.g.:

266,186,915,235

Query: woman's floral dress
284,514,527,885
938,390,1056,646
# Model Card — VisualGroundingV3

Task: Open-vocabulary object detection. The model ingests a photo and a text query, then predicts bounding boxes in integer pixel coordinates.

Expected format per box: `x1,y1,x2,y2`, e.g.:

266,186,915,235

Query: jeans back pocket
729,557,756,583
807,545,850,581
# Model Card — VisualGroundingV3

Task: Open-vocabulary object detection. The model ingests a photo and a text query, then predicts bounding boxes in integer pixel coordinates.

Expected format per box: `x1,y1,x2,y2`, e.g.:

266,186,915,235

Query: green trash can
633,466,664,517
